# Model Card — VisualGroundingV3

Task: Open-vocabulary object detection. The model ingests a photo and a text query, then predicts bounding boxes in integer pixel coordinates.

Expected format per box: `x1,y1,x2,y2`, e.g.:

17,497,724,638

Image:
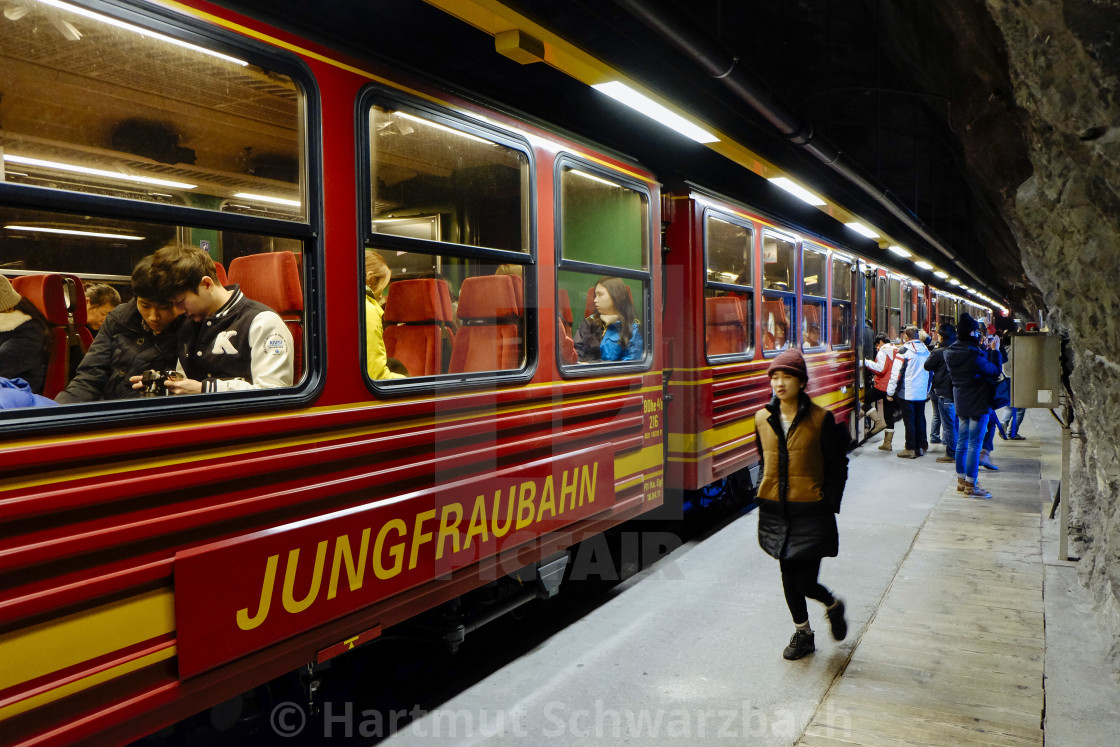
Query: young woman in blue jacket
573,276,643,362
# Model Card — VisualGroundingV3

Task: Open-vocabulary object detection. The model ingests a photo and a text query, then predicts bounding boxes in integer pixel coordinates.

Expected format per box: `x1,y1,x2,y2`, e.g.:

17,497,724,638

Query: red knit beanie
766,348,808,383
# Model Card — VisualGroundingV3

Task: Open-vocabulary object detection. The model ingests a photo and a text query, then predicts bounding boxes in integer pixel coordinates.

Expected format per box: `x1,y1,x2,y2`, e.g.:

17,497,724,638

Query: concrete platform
382,408,1120,745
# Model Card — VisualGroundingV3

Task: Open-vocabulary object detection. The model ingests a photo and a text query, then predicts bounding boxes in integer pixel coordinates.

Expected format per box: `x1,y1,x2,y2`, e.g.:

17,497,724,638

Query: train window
888,276,902,340
0,1,305,220
704,214,753,359
1,206,308,404
801,245,826,350
831,255,853,347
560,270,647,364
556,163,650,370
876,275,887,334
917,293,928,331
369,106,529,253
366,250,527,378
0,5,315,424
901,281,913,327
762,233,794,291
706,216,753,285
761,232,795,353
559,167,648,271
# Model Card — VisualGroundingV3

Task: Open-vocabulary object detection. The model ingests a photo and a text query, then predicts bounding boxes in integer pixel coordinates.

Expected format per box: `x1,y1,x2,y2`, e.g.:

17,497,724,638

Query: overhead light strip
592,81,719,144
3,154,196,190
232,192,301,207
768,177,825,206
33,0,249,66
5,225,144,240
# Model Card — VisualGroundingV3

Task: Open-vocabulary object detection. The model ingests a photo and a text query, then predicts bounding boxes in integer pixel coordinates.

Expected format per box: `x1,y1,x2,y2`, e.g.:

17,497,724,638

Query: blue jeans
1008,407,1026,437
983,409,997,453
937,397,957,457
930,403,941,441
956,412,990,481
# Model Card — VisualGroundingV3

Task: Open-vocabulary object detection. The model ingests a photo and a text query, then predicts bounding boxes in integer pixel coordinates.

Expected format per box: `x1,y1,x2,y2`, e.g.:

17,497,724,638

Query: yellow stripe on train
667,389,852,455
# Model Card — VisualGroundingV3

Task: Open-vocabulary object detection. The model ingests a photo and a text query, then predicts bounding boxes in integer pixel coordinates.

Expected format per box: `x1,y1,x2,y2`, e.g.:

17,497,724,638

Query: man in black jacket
142,244,294,394
56,256,182,403
924,322,958,464
944,314,1001,498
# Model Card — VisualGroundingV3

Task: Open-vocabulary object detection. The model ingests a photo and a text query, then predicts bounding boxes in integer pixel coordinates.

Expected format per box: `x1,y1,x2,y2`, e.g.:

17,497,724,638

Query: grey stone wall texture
981,0,1120,667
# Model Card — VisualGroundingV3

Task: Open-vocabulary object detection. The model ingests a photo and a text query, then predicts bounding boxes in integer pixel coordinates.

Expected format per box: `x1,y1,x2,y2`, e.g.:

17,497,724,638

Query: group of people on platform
860,313,1026,498
0,244,295,409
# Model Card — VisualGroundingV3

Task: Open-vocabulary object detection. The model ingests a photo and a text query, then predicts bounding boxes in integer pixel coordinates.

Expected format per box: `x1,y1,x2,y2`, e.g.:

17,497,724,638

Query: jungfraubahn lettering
225,462,601,626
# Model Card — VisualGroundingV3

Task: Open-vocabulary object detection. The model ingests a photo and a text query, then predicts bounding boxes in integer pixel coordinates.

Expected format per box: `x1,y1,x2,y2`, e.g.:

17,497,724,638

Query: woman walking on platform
755,349,850,660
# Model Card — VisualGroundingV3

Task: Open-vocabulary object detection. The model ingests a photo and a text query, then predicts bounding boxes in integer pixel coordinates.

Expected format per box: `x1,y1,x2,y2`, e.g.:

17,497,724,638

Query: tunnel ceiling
212,0,1066,312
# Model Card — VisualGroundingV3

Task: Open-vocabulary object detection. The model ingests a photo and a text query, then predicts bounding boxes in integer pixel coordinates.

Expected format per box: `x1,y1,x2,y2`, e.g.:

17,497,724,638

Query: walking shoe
957,477,968,492
936,454,955,463
930,436,941,444
897,450,917,459
964,481,992,499
1010,434,1026,441
979,450,999,471
783,628,816,660
826,599,848,641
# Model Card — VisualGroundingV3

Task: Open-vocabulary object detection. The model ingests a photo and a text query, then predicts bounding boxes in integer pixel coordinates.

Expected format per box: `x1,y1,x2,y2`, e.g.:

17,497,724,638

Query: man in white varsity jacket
132,245,294,395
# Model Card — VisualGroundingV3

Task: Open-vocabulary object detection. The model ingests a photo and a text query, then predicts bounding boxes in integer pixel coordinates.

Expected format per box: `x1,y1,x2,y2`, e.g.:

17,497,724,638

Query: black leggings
779,557,835,625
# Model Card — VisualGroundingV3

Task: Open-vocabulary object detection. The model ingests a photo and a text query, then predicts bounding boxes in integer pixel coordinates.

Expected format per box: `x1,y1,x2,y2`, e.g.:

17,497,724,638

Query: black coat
756,393,849,561
0,307,50,395
56,299,182,403
924,345,954,399
943,339,1001,418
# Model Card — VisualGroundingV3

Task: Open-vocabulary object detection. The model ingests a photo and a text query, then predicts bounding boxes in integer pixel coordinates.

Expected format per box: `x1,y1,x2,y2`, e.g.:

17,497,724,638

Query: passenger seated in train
365,250,407,380
573,276,643,363
803,321,822,347
0,275,51,395
57,256,183,403
84,283,122,335
130,245,294,394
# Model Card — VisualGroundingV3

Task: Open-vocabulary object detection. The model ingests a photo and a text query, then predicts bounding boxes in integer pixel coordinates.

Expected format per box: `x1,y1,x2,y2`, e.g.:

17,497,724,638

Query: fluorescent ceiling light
6,225,143,240
768,177,825,206
592,81,718,144
844,222,879,239
915,260,933,270
887,245,911,257
934,270,949,279
33,0,248,65
233,192,300,208
4,154,195,190
567,169,620,188
396,112,495,145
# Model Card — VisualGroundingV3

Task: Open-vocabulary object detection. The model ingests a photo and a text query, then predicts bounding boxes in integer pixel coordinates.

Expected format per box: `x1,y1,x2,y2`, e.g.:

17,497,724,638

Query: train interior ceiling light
591,81,719,144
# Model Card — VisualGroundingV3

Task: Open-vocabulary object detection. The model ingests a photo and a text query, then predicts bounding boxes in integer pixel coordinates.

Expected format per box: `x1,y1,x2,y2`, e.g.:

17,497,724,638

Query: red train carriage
661,188,860,494
0,1,664,743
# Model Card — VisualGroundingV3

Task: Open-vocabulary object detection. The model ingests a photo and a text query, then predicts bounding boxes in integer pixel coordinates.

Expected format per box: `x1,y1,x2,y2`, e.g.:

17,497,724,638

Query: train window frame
356,88,538,392
800,243,827,352
702,209,754,363
875,274,887,335
0,1,323,433
830,253,854,350
554,155,653,375
901,280,914,328
887,275,902,341
760,229,797,356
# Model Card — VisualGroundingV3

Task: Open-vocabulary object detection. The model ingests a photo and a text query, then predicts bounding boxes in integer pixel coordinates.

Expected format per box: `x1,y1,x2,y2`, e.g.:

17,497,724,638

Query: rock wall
980,0,1120,666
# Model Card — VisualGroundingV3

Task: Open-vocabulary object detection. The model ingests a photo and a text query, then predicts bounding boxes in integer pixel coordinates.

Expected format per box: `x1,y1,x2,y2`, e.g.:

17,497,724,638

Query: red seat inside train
705,296,747,355
450,275,521,373
383,278,455,377
761,297,791,349
10,274,73,398
227,251,304,376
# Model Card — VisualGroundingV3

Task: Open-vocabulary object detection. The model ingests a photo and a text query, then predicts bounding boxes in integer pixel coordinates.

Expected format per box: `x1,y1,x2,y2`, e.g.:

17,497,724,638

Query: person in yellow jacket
754,348,850,660
364,250,407,380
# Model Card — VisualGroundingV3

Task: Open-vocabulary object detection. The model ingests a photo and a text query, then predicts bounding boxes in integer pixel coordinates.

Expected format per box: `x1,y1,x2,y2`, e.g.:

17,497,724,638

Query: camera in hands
140,369,184,397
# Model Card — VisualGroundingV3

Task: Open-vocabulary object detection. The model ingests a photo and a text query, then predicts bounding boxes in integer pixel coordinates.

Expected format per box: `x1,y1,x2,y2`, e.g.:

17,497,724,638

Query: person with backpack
944,314,1002,498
